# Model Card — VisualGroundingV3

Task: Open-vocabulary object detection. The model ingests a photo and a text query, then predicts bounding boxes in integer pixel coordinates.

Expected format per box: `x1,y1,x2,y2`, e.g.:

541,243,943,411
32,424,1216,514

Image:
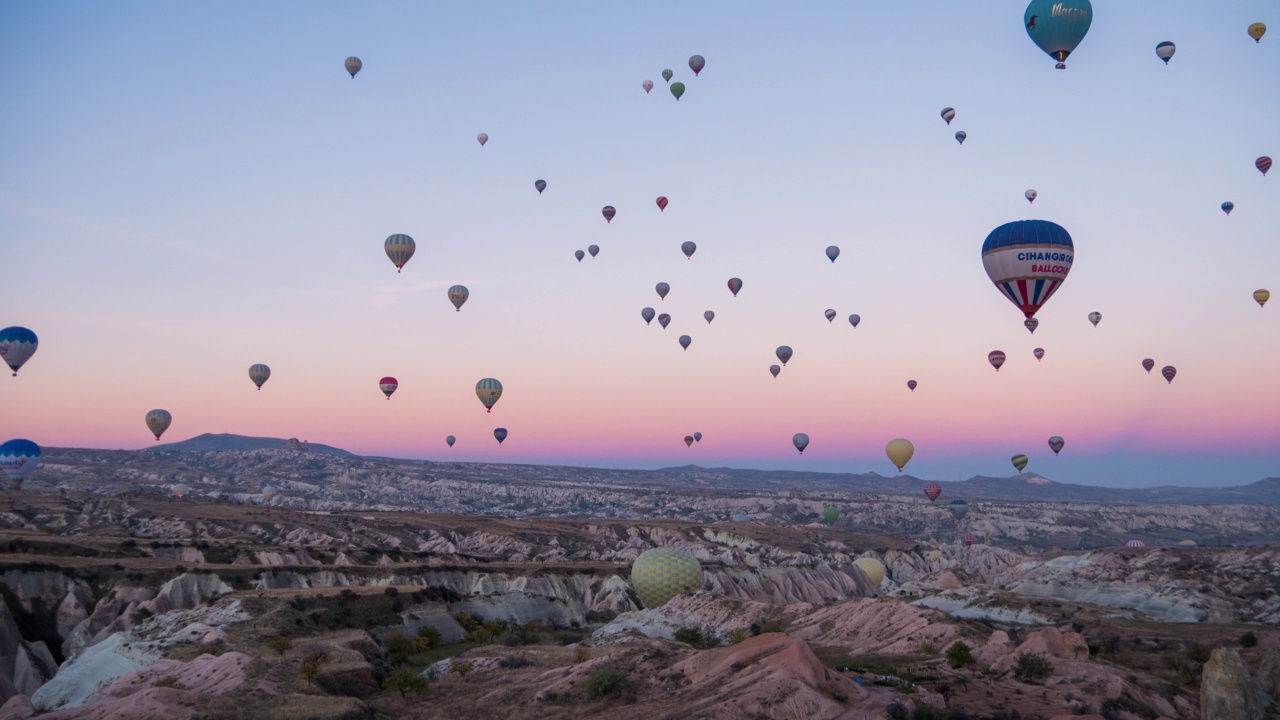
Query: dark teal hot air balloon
678,334,691,350
642,307,656,325
494,428,508,445
825,245,840,263
948,499,969,520
662,69,673,83
1024,0,1093,69
1221,202,1234,216
446,435,456,447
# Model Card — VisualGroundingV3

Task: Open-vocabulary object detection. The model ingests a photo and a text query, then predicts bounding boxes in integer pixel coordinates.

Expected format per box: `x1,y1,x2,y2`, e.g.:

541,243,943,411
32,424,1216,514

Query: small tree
450,660,474,678
946,641,975,669
384,631,412,654
1013,652,1054,684
1240,631,1258,648
416,626,444,650
382,668,429,698
268,635,292,656
300,657,326,686
674,627,703,646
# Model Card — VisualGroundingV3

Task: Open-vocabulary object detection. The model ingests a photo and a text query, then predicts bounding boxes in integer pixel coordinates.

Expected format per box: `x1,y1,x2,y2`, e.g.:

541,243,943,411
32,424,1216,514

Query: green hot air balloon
631,547,702,608
670,82,685,101
1024,0,1093,69
823,506,839,524
1011,454,1029,472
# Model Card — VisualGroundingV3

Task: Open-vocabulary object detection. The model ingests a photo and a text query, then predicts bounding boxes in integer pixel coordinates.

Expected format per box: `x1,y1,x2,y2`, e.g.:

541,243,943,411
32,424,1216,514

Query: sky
1,1,1278,489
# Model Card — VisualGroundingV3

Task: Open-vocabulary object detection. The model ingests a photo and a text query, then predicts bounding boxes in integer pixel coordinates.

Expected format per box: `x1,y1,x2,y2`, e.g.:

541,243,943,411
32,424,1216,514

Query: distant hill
149,433,353,457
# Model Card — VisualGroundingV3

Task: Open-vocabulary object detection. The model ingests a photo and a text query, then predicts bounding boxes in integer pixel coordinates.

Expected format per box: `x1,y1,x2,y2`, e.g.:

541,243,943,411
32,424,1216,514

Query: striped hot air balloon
535,179,547,194
1034,347,1045,361
825,309,837,323
962,533,978,546
1126,540,1146,548
476,378,503,412
988,350,1007,371
792,433,809,454
907,380,917,391
1161,366,1177,384
955,131,967,145
923,482,942,502
1024,318,1039,334
379,377,398,399
344,57,362,78
727,278,743,296
1088,311,1102,327
448,285,469,311
684,435,694,447
1257,157,1272,176
656,196,668,211
769,365,781,378
1155,41,1176,64
493,428,508,445
248,364,271,390
704,311,715,324
1142,358,1155,373
631,547,702,608
1254,289,1270,307
658,314,671,329
0,439,41,490
1011,454,1029,472
983,220,1074,319
1048,436,1064,455
384,234,415,273
1222,202,1234,215
145,410,172,440
0,327,38,376
948,499,969,520
602,206,616,223
941,107,955,125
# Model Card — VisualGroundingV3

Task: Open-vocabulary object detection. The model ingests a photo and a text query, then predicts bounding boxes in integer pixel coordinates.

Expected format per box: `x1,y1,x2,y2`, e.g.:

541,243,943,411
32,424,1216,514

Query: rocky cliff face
1201,647,1265,720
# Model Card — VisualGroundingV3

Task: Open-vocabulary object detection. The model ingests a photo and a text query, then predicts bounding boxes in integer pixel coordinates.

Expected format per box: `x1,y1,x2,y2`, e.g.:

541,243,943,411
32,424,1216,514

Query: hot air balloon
448,285,469,311
681,242,697,259
694,432,702,443
642,307,656,325
792,433,809,454
493,428,508,445
907,379,918,392
727,278,743,296
574,250,585,262
662,69,673,83
602,206,616,223
826,246,840,263
379,377,398,399
853,557,885,586
1142,358,1155,373
1025,189,1038,203
1222,202,1234,216
658,314,671,329
824,309,837,323
384,234,415,273
262,484,278,499
656,196,668,212
588,245,600,259
344,57,362,78
476,132,488,147
886,438,915,472
988,351,1007,371
1024,318,1039,334
476,378,503,412
955,131,967,145
145,410,172,440
1155,41,1176,64
1088,311,1102,327
670,82,685,100
982,219,1074,319
1249,22,1267,43
948,499,969,520
776,346,793,365
678,335,691,350
962,533,978,546
704,311,715,324
249,364,271,390
1048,436,1064,455
1258,157,1272,176
941,107,955,125
1033,347,1045,361
173,483,189,499
1011,454,1029,472
1161,366,1177,384
689,55,705,76
643,80,654,93
535,179,547,194
1255,289,1271,307
631,547,701,608
656,282,670,300
848,314,861,328
1024,0,1093,69
823,506,839,524
1125,540,1146,548
684,435,694,447
446,436,456,448
0,439,40,490
0,327,39,376
923,482,942,502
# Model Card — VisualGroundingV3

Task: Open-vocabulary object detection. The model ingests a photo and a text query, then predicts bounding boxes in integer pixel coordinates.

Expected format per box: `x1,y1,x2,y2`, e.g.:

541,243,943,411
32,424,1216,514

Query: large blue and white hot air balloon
0,439,41,489
982,220,1074,319
384,234,416,273
0,327,38,376
1024,0,1093,69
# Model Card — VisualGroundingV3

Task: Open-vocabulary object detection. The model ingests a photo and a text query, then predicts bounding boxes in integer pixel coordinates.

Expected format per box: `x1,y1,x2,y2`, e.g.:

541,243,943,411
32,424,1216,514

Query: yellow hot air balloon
630,547,702,608
885,438,915,472
1254,289,1270,308
1249,22,1266,43
853,557,886,586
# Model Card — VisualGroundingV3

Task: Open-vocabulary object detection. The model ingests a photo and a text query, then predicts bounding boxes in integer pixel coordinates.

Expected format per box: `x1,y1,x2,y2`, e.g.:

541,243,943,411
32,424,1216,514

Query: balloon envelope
476,132,488,146
656,196,668,211
923,482,942,502
642,80,654,93
379,377,398,398
982,219,1074,319
704,311,715,323
1126,540,1146,548
824,309,837,323
792,433,809,453
476,378,503,411
1162,366,1177,384
848,314,861,328
941,107,955,124
678,335,691,350
535,179,547,194
1011,454,1029,472
448,285,469,311
642,308,656,324
248,364,271,389
1048,436,1065,455
493,428,508,445
602,206,616,223
886,438,915,471
656,282,670,299
1142,358,1155,373
662,69,673,82
1024,0,1093,69
0,439,41,489
344,57,362,77
1024,318,1039,334
1222,202,1234,215
1088,311,1102,327
988,350,1007,371
587,245,599,258
658,314,671,329
145,409,172,440
907,379,917,391
1155,41,1176,63
631,547,701,608
670,82,685,100
776,346,793,365
825,245,840,263
955,131,967,144
681,241,697,259
694,432,702,443
1254,289,1270,307
1258,157,1272,176
0,327,39,376
1033,347,1045,361
684,435,694,447
384,234,415,272
823,506,839,524
575,250,585,262
727,278,743,296
948,499,969,520
689,55,705,75
1249,22,1266,42
446,436,456,447
852,557,885,586
769,365,781,378
1025,189,1037,203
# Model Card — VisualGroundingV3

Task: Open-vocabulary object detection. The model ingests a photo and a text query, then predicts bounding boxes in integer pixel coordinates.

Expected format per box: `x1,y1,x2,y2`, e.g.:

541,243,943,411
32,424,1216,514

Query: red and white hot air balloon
379,377,398,399
923,482,942,502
